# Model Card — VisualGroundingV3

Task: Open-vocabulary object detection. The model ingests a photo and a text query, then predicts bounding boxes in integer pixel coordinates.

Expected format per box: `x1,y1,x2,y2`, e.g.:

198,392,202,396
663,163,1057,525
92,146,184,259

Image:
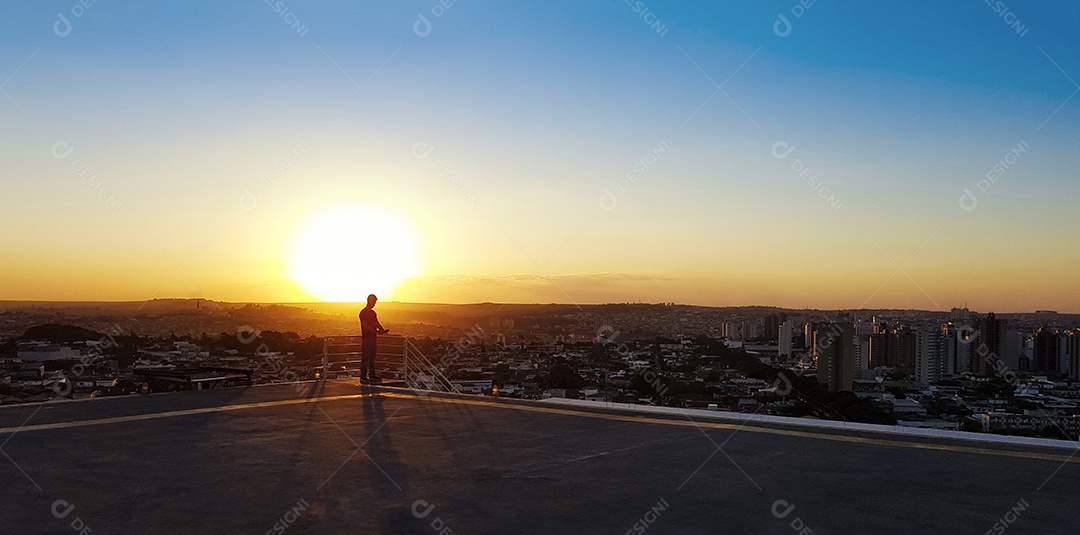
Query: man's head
367,294,378,307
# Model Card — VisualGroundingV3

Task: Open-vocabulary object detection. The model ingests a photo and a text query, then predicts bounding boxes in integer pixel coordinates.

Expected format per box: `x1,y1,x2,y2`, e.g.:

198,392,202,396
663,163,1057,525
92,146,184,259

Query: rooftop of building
1,380,1078,533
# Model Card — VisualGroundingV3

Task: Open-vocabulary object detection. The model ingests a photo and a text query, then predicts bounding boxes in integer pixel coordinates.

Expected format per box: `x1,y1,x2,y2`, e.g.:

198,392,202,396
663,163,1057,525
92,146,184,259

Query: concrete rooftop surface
2,381,1079,534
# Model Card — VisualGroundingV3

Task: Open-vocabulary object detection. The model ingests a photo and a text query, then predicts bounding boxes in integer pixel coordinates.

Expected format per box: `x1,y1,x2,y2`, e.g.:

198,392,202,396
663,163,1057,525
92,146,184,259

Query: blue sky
0,1,1077,310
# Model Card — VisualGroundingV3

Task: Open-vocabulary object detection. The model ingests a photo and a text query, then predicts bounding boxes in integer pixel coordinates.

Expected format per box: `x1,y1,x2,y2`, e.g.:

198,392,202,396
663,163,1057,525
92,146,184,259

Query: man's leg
360,337,370,380
369,338,378,379
362,336,377,379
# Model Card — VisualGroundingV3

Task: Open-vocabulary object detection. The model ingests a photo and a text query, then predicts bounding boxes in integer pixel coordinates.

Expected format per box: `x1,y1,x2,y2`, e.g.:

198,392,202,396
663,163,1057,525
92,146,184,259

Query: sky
0,1,1078,312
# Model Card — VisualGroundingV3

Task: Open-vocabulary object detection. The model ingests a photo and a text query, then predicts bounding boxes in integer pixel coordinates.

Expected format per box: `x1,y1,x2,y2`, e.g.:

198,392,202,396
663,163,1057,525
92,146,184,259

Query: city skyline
2,2,1079,312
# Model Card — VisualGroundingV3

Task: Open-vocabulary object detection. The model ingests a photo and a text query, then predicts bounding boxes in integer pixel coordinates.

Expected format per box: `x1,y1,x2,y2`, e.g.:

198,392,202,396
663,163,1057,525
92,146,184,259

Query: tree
548,363,585,389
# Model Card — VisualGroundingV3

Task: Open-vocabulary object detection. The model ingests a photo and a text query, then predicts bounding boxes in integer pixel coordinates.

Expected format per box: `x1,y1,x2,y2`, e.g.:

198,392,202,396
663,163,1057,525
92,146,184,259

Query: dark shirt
359,307,383,335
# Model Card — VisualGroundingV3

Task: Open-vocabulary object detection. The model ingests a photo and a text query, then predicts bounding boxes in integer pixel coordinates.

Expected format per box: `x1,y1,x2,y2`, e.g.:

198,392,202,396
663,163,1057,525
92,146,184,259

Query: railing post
321,337,328,382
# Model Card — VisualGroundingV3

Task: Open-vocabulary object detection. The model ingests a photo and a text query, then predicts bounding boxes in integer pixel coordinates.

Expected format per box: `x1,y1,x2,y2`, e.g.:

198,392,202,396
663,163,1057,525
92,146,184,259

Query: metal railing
321,335,460,393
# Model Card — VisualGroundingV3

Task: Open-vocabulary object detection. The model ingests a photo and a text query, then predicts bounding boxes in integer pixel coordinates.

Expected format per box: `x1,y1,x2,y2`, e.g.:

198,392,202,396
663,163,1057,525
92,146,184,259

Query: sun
287,205,421,301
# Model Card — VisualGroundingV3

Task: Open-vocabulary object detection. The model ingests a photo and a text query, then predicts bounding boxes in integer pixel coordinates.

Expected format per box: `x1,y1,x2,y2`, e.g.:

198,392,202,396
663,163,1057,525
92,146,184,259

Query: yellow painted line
0,393,379,435
378,392,1080,464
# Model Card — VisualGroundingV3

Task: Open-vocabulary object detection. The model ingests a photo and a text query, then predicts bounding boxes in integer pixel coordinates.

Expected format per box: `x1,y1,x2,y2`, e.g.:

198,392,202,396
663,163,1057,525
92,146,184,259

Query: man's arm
374,311,389,334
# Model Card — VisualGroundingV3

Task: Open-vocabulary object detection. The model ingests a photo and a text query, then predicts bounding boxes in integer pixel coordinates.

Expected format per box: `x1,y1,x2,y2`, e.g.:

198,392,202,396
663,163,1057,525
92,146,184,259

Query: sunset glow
287,205,421,301
0,3,1076,312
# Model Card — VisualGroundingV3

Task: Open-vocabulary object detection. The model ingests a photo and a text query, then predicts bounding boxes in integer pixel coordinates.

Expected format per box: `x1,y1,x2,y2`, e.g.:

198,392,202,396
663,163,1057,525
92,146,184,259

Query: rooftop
2,381,1078,533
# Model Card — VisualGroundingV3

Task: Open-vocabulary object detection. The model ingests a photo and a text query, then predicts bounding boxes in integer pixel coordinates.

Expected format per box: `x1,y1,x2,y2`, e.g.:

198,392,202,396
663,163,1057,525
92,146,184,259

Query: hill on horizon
21,324,103,343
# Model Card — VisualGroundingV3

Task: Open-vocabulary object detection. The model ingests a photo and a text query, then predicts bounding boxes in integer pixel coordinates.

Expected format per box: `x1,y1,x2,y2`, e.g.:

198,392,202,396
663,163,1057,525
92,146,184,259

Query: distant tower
764,314,786,343
852,335,870,375
1033,327,1061,374
973,313,1007,376
779,320,794,359
869,329,891,369
1067,330,1080,380
940,323,960,377
914,325,947,384
804,322,816,350
896,329,916,377
1004,328,1023,370
815,323,856,392
954,324,975,375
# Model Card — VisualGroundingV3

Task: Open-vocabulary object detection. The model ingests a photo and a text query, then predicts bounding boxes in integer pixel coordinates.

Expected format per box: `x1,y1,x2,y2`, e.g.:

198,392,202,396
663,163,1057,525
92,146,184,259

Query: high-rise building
779,320,794,358
1021,334,1034,371
954,325,974,375
896,330,915,377
855,321,874,339
804,322,816,350
868,324,912,376
816,323,856,392
852,333,870,373
721,318,760,341
744,319,761,340
869,322,895,369
764,314,786,343
914,325,948,384
973,313,1007,377
940,323,961,376
1060,333,1071,377
1004,328,1023,371
869,332,889,369
1033,327,1061,374
1067,330,1080,381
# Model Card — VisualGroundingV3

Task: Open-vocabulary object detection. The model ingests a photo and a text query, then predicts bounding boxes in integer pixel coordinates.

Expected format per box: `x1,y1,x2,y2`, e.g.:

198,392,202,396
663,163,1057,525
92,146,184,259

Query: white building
779,320,794,358
17,343,81,362
914,326,948,384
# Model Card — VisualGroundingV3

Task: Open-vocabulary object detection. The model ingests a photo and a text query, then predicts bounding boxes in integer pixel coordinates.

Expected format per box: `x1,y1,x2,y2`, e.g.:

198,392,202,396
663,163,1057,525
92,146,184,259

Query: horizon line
0,299,1077,316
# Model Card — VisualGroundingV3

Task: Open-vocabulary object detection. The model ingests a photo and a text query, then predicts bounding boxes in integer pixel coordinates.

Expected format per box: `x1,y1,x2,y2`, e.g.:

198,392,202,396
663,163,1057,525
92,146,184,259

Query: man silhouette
359,294,389,381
